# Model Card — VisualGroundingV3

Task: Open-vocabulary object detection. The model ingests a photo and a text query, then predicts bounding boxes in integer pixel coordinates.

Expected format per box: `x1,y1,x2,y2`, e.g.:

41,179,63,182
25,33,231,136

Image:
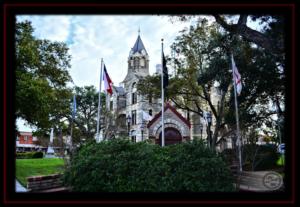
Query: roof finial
138,27,140,36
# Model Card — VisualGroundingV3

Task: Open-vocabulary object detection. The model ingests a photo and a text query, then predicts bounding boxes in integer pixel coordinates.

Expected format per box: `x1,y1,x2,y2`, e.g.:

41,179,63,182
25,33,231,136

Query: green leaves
15,21,73,131
64,139,235,192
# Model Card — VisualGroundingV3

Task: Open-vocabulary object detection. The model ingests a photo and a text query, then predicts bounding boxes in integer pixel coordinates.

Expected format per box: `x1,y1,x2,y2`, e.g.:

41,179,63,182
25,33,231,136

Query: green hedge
64,139,235,192
221,144,280,171
16,151,44,159
242,144,279,171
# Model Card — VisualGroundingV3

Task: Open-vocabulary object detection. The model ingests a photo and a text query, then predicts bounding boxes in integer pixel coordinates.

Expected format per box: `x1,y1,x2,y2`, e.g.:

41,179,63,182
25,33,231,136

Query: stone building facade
103,32,232,149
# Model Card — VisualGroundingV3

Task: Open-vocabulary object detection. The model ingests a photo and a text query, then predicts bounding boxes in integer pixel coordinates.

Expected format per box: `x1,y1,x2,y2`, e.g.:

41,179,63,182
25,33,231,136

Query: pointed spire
131,31,148,55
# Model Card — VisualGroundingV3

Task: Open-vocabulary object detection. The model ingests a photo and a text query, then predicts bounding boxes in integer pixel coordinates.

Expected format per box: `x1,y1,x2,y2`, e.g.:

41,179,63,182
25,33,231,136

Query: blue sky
15,15,264,132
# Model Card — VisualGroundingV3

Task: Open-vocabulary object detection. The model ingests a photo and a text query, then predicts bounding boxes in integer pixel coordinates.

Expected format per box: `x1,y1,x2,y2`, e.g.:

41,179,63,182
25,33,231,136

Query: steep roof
131,35,148,55
114,86,125,95
147,102,191,128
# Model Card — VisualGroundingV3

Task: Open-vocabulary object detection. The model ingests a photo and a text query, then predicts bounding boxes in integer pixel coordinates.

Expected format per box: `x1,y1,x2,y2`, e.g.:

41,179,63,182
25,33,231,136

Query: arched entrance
156,127,182,146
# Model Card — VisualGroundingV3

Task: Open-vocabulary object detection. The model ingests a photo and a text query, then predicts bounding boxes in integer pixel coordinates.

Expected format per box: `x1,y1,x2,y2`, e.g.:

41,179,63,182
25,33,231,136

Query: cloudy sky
15,15,266,132
16,15,200,131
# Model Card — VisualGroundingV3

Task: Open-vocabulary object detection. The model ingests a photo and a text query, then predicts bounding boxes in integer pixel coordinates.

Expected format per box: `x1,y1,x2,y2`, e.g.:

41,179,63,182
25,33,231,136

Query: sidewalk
16,179,27,192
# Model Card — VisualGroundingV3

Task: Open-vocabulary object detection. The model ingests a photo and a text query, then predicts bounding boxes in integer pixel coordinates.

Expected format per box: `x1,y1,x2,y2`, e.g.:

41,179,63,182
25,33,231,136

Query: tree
16,21,73,132
70,86,105,142
212,15,284,57
138,17,285,150
171,15,285,58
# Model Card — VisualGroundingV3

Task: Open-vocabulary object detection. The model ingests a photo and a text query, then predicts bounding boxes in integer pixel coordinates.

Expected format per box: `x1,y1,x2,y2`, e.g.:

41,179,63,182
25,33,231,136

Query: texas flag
231,54,242,95
103,64,113,95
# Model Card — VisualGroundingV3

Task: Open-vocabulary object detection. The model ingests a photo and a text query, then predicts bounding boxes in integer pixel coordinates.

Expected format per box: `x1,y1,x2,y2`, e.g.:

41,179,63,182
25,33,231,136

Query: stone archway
156,127,182,146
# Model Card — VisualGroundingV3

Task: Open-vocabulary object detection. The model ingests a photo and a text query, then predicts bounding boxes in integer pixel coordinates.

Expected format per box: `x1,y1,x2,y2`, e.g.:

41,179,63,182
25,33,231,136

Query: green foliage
220,148,236,165
242,144,279,171
64,139,235,192
16,151,44,159
71,86,104,143
16,20,73,131
32,151,44,158
136,74,161,100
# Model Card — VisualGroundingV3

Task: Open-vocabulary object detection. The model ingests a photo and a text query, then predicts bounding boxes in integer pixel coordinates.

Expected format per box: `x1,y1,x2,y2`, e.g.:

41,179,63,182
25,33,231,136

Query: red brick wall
27,174,64,191
19,134,33,144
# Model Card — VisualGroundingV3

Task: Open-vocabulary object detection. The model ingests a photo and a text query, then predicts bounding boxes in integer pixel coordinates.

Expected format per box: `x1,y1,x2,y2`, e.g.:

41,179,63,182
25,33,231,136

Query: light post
126,115,131,138
140,122,145,141
199,122,203,140
206,112,212,148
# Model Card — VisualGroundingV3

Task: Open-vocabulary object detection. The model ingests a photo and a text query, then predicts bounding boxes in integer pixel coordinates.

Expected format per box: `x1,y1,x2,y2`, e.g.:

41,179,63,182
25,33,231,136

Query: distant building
16,131,46,152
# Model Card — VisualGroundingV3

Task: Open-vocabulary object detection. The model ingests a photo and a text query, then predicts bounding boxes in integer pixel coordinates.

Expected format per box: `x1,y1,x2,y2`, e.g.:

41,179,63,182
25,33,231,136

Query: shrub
16,151,44,159
220,148,236,165
242,144,279,171
64,139,235,192
32,151,44,158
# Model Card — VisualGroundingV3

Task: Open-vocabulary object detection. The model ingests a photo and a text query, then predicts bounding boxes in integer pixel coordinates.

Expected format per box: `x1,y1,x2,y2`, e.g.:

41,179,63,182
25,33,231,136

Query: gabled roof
131,35,148,55
147,102,191,128
114,86,125,95
122,71,140,83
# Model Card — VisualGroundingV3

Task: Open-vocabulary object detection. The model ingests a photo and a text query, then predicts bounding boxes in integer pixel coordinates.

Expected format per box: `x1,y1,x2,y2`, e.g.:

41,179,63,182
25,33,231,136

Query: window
110,100,113,110
149,95,152,103
149,109,152,116
134,58,139,69
24,136,28,141
131,110,136,125
132,92,137,104
140,58,145,67
130,58,133,66
132,83,137,104
16,136,19,141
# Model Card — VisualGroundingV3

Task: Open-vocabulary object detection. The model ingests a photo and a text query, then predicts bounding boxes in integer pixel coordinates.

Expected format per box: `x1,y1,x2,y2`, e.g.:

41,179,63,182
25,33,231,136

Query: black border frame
2,1,297,205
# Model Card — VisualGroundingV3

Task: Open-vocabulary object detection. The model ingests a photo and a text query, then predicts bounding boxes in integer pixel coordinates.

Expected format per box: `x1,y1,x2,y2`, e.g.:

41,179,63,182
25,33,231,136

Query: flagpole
96,58,104,142
70,95,75,156
231,54,242,172
161,39,165,147
70,119,73,153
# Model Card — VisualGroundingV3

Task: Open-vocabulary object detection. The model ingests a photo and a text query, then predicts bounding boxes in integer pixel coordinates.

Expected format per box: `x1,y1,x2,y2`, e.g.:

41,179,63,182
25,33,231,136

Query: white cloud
17,15,71,42
16,118,36,132
16,15,197,131
17,15,194,88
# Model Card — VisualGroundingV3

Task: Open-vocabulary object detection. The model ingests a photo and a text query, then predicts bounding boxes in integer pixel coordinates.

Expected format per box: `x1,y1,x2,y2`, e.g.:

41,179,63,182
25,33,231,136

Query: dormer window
141,49,146,55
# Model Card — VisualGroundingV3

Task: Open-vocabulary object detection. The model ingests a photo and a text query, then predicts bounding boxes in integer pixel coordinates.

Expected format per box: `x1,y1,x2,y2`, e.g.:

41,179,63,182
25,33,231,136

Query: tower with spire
103,30,194,147
125,30,149,80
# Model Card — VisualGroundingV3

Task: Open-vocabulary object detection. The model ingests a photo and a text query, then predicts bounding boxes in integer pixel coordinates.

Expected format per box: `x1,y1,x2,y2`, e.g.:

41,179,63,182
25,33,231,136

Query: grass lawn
16,158,65,187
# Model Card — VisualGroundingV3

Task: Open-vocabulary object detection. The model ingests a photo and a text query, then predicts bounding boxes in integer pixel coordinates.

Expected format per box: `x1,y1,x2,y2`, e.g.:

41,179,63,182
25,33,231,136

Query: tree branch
170,98,202,116
213,15,284,55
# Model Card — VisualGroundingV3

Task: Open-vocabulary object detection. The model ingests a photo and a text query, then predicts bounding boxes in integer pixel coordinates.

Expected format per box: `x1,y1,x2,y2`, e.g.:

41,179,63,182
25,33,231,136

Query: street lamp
140,122,145,141
199,122,203,140
206,112,212,148
126,115,131,138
